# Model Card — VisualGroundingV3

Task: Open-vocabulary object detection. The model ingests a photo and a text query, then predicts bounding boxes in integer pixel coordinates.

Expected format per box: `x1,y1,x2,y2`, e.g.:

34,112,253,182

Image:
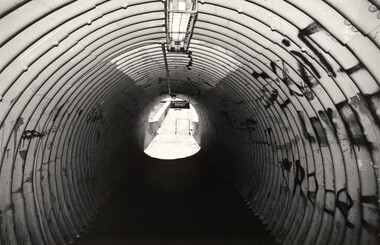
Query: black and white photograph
0,0,379,244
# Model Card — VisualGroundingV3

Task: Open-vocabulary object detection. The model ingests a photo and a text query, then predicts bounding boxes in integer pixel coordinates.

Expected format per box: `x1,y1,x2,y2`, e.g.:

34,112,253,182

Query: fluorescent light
166,0,197,52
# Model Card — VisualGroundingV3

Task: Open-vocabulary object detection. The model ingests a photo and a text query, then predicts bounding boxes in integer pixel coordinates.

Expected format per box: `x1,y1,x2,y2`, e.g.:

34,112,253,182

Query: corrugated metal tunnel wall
0,0,380,244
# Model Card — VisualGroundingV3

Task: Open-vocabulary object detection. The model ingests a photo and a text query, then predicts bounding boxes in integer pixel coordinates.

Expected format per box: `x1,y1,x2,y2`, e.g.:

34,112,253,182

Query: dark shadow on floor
76,152,276,245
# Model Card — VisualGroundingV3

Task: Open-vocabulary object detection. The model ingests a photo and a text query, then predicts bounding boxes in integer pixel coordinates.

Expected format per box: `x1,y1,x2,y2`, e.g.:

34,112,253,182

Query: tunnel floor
76,152,276,245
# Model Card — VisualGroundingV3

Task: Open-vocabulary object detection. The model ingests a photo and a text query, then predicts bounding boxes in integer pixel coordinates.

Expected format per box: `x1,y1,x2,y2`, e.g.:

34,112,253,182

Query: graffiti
281,158,292,172
284,62,315,100
307,173,318,206
298,22,336,77
280,98,291,109
297,111,316,143
270,61,277,72
293,159,305,197
293,63,315,100
252,71,270,79
297,62,315,88
301,86,314,101
335,188,354,227
3,203,15,213
300,22,322,36
289,88,304,97
361,195,378,205
310,117,328,146
342,63,364,75
24,175,32,183
269,60,290,88
264,89,279,110
280,158,293,193
364,91,380,127
269,59,310,99
12,187,22,194
337,102,368,151
14,118,24,130
22,130,45,140
362,219,379,234
18,150,27,161
77,109,83,117
291,51,321,79
319,109,337,134
282,39,291,47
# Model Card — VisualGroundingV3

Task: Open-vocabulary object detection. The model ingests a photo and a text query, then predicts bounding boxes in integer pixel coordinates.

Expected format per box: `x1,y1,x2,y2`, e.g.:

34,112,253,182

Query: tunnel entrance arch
144,97,201,160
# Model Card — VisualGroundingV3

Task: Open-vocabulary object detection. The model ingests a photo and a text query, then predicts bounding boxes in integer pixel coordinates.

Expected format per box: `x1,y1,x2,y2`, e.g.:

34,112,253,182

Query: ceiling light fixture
166,0,198,52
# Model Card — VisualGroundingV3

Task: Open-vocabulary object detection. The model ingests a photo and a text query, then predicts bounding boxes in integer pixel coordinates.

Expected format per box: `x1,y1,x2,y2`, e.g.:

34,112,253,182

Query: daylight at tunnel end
0,0,380,244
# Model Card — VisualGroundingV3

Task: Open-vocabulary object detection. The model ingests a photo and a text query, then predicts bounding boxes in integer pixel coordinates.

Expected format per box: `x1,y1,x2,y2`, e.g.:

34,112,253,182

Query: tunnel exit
144,98,201,160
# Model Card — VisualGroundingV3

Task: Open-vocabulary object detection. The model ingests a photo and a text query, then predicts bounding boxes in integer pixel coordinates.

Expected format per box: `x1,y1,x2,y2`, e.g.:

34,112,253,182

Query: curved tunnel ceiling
1,0,380,244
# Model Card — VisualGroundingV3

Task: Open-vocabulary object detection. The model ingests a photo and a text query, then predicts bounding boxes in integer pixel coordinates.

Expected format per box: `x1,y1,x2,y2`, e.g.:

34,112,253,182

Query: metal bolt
368,4,377,12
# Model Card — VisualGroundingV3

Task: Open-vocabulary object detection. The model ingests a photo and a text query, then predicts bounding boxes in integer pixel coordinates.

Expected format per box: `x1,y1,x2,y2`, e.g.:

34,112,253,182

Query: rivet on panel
368,4,377,12
237,6,243,13
23,66,28,71
87,19,92,25
351,26,358,32
343,19,351,26
53,41,59,46
199,0,205,4
122,3,128,9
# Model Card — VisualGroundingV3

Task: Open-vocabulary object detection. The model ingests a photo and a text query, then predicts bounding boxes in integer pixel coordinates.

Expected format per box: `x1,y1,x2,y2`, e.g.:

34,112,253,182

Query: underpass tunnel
0,0,380,244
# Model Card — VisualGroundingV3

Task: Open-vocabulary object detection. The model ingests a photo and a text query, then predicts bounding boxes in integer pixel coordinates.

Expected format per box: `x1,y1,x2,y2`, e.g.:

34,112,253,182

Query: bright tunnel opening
144,97,201,160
